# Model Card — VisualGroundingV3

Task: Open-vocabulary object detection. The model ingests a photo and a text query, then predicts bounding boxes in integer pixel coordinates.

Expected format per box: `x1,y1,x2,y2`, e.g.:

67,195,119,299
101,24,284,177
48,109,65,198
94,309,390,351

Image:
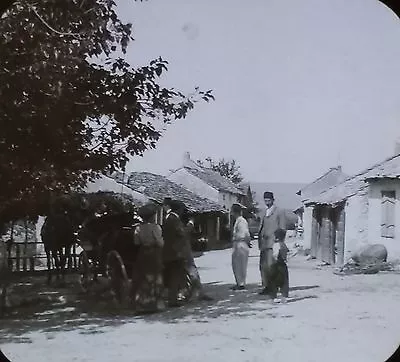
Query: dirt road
1,247,400,362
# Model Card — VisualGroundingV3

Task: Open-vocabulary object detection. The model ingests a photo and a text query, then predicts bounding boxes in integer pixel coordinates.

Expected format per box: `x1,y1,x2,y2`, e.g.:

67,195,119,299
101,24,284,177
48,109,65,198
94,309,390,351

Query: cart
77,212,194,306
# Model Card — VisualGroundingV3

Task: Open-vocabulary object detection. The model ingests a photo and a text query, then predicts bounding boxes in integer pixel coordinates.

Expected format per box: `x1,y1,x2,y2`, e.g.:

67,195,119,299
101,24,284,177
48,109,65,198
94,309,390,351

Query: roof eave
364,176,400,182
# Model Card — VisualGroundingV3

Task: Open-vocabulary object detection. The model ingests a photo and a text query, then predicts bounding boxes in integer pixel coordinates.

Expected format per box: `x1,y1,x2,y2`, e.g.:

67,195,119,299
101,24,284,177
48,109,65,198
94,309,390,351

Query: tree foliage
0,0,214,220
196,157,243,184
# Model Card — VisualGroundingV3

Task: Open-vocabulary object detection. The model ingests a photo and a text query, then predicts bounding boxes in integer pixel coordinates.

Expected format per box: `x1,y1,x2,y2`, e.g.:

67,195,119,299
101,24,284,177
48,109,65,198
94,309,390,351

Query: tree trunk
216,216,220,241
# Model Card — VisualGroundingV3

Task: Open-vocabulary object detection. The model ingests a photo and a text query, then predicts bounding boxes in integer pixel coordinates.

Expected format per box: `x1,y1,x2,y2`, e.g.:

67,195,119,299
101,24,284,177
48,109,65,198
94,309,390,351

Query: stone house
303,153,400,265
167,152,247,223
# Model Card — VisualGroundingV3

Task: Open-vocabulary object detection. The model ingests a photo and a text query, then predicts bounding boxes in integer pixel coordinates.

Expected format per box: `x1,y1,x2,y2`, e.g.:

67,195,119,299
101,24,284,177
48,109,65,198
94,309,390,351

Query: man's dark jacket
162,213,191,262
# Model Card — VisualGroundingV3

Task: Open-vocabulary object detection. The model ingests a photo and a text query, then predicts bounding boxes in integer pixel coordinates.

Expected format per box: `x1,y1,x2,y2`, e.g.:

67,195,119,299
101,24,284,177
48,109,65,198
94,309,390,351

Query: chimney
183,151,192,168
395,141,400,156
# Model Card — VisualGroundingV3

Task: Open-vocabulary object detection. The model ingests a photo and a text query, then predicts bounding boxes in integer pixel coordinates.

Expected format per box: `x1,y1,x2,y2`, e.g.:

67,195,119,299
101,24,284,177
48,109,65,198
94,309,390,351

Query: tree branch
28,4,82,38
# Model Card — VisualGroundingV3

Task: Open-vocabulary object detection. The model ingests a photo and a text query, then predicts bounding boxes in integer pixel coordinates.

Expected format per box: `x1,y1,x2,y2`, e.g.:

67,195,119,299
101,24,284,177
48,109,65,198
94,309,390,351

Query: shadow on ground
0,276,319,343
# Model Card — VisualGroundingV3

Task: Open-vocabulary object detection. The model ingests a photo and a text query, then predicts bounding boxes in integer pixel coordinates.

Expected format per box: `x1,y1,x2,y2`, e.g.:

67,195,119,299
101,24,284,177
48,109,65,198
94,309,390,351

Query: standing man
258,191,286,297
162,199,190,307
231,204,251,291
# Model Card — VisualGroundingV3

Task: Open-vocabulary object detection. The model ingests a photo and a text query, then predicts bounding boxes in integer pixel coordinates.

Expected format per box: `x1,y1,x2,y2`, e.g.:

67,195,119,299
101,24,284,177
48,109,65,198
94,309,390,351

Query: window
381,191,396,238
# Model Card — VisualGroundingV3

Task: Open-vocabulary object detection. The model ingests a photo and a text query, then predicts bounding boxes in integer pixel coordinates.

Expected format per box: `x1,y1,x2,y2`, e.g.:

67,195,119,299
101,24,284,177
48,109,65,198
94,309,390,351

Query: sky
116,0,400,183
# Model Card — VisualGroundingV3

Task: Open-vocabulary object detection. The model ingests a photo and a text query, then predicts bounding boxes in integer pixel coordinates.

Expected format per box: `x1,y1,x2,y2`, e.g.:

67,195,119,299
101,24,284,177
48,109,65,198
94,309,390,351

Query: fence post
29,256,35,272
15,243,20,272
23,219,28,272
73,244,77,269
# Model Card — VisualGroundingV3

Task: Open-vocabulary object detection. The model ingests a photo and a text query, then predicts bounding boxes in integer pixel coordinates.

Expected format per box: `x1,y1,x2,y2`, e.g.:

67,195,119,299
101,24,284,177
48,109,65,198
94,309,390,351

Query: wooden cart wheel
78,251,92,293
179,271,193,302
106,250,130,306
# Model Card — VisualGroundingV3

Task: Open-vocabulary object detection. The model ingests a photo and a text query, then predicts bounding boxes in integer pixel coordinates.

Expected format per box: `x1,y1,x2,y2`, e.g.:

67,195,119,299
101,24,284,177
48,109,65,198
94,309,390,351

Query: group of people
118,190,290,313
131,198,212,314
230,191,290,302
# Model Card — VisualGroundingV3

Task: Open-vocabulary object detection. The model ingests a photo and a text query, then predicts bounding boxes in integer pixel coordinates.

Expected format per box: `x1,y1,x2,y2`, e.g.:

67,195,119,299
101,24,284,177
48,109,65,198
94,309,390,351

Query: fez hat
138,203,157,220
263,191,274,199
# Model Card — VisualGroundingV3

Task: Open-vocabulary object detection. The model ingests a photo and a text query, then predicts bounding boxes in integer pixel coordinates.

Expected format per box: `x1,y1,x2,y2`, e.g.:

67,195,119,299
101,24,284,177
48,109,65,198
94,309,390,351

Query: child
269,228,289,303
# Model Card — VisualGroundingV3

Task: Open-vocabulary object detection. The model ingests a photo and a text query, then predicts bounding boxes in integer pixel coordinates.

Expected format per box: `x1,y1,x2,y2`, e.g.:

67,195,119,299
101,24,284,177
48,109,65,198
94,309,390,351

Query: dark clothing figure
258,201,286,292
162,211,191,262
267,245,289,299
132,205,165,313
162,205,190,306
266,229,290,300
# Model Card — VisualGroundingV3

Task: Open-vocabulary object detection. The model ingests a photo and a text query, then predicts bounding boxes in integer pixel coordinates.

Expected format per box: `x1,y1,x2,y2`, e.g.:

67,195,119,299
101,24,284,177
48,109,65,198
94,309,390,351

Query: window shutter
381,191,396,238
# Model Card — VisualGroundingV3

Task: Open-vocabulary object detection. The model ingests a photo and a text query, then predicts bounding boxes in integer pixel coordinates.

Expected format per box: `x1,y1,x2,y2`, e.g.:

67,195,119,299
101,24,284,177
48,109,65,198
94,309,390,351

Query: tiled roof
125,172,224,213
305,154,400,206
185,167,246,195
297,166,348,200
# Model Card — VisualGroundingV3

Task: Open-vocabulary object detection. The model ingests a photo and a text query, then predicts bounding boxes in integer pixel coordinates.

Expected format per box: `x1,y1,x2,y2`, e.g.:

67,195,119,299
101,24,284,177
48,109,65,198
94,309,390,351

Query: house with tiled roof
297,166,348,201
303,150,400,265
126,171,223,214
113,171,227,246
167,152,247,214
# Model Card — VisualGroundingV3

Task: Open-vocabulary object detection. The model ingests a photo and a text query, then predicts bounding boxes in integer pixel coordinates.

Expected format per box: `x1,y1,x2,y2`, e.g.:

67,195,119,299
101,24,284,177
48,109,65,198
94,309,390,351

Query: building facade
304,154,400,265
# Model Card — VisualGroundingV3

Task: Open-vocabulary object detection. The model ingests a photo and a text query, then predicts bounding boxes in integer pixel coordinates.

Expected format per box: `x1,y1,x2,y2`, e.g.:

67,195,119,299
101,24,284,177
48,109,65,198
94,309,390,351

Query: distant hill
250,182,306,213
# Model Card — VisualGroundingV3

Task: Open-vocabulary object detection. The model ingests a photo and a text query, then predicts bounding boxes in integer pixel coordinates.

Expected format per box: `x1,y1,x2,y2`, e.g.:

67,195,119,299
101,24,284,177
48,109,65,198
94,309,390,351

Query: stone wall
343,188,369,262
302,206,313,250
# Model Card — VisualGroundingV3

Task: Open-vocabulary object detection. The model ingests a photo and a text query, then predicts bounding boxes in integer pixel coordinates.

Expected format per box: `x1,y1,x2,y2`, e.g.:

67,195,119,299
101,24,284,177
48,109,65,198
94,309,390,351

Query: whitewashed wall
167,168,219,203
343,189,369,262
218,191,240,212
302,206,313,250
368,179,400,261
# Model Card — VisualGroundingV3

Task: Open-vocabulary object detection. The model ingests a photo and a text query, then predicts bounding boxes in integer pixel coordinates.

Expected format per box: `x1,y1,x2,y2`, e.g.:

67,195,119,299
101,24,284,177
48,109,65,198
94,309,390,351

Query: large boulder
351,244,388,265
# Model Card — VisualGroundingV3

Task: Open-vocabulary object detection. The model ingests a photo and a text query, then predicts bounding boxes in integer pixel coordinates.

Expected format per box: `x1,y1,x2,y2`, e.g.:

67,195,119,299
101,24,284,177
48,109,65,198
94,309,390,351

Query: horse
40,212,77,285
78,211,141,279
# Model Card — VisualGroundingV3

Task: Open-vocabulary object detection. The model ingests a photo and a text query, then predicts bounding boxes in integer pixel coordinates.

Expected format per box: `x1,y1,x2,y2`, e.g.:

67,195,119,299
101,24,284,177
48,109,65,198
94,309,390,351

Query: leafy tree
0,1,214,221
196,157,243,184
248,190,260,216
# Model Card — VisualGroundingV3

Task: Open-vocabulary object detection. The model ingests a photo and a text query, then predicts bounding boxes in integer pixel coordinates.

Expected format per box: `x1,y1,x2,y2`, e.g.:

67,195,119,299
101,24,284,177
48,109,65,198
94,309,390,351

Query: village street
1,241,400,362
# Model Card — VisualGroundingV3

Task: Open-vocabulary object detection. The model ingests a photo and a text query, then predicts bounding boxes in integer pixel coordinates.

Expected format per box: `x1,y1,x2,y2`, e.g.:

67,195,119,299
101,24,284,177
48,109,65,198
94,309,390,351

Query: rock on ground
351,244,388,265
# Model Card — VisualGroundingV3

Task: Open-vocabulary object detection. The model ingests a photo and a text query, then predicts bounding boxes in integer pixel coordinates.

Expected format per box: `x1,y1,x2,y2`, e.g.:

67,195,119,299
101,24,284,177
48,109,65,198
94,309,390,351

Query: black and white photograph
1,1,400,361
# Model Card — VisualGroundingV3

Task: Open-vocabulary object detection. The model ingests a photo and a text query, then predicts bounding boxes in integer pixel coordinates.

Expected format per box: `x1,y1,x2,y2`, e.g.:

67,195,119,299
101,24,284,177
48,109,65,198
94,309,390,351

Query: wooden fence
7,242,81,274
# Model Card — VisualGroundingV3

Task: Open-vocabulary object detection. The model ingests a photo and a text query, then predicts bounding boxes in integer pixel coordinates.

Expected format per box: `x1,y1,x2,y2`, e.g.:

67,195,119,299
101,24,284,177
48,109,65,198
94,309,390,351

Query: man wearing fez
258,191,286,297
